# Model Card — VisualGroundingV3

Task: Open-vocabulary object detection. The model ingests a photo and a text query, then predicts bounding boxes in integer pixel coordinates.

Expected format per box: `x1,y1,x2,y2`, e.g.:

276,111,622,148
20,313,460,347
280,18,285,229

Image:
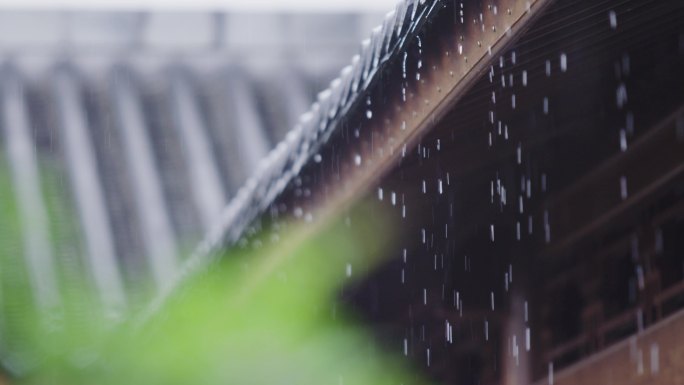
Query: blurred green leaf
0,155,428,385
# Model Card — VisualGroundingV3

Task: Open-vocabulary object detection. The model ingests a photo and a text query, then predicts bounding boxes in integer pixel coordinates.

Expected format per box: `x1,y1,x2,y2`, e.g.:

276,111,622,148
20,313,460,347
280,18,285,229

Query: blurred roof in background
0,8,385,311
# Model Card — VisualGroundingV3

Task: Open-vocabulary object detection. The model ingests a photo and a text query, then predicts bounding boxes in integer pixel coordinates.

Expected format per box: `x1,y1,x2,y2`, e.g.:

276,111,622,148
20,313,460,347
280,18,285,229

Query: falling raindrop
354,154,362,166
620,176,628,200
651,343,660,374
560,53,568,72
402,51,408,79
426,348,430,367
366,96,372,119
620,129,628,151
608,10,617,30
545,60,551,76
616,83,628,108
544,210,551,243
543,97,549,114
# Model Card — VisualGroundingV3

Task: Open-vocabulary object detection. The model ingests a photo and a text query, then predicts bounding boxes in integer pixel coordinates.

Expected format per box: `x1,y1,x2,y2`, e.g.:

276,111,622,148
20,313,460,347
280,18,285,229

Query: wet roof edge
138,0,555,324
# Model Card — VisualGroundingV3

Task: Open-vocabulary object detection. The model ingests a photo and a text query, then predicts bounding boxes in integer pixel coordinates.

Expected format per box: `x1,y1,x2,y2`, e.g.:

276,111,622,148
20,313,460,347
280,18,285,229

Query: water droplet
354,154,362,166
608,10,617,29
377,187,383,201
651,343,660,374
402,52,408,79
560,53,568,72
366,109,373,119
616,83,628,108
528,215,534,234
544,210,551,243
545,60,551,76
620,175,628,200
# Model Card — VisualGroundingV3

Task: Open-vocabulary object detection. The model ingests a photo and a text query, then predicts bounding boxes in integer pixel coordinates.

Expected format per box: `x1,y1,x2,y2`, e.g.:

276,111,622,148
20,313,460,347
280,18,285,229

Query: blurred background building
0,7,390,310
